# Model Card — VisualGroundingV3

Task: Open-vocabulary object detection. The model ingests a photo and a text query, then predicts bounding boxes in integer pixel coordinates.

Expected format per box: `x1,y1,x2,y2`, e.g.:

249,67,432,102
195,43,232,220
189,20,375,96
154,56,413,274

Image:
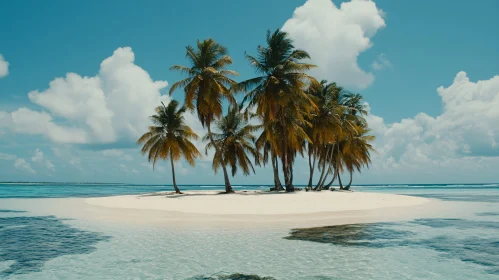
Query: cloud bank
282,0,386,89
367,71,499,181
1,47,172,145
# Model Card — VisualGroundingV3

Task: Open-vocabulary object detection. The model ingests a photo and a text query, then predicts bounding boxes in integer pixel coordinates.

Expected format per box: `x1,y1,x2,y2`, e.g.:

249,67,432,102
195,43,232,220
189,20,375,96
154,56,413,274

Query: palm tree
137,100,201,194
342,126,375,190
321,92,371,190
204,108,260,187
234,29,317,192
169,39,239,193
305,80,344,190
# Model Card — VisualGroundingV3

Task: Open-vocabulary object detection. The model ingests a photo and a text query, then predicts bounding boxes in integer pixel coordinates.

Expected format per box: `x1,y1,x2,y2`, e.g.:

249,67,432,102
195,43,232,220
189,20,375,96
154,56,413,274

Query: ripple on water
284,218,499,275
0,213,110,276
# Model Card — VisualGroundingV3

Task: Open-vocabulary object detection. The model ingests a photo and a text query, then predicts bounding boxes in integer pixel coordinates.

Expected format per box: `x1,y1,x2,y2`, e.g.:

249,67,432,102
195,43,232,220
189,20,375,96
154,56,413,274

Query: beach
85,190,430,215
1,184,498,279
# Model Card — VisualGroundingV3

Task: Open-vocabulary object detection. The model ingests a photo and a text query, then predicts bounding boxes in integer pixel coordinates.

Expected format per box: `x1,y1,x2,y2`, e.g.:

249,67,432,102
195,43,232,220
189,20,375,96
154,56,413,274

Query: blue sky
1,0,499,184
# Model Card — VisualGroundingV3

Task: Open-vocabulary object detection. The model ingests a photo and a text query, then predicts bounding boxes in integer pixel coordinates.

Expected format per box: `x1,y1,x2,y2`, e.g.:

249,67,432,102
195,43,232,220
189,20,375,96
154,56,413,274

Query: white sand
1,191,447,229
85,190,429,215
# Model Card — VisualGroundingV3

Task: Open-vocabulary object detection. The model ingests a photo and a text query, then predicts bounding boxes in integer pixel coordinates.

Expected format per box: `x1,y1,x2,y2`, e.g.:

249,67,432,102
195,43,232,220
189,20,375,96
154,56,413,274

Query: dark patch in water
0,214,110,276
408,193,499,203
476,212,499,216
0,209,26,213
285,219,499,275
284,223,412,247
411,218,499,230
186,273,276,280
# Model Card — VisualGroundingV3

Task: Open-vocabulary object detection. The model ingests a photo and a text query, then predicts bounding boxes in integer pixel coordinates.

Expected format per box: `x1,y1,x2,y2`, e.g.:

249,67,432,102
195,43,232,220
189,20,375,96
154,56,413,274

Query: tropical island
84,30,430,221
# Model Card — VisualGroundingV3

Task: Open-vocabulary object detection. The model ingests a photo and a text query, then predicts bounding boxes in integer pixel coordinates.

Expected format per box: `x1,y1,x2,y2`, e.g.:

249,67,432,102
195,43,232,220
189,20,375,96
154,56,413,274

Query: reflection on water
285,218,499,275
0,212,110,276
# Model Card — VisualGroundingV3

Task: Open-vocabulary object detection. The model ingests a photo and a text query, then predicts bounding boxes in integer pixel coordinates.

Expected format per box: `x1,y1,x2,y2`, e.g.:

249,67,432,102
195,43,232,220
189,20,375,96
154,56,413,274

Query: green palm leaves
137,100,201,194
235,29,317,192
139,31,375,194
204,107,260,178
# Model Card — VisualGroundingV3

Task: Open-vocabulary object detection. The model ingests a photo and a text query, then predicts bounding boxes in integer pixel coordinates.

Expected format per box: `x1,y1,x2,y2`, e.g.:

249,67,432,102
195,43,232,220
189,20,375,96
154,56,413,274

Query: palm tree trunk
272,152,283,190
336,141,344,190
207,123,233,193
307,147,316,189
314,147,332,190
314,158,327,191
279,112,294,192
344,170,353,190
170,153,182,194
324,166,338,189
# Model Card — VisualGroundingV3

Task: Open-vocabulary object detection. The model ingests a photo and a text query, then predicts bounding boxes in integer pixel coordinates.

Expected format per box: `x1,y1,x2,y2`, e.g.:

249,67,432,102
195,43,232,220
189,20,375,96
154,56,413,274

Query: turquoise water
1,182,498,198
1,183,499,279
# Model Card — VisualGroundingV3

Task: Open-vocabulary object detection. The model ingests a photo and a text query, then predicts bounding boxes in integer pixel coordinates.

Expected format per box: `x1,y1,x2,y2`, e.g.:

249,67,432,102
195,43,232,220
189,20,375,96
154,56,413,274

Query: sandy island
78,190,440,229
1,190,445,229
85,190,429,215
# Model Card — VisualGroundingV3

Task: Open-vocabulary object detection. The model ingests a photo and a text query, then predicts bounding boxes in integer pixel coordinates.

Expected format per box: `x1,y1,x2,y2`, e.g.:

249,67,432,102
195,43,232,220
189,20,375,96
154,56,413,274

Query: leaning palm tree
342,126,375,190
204,108,260,190
137,100,201,194
305,80,345,190
169,39,239,193
234,29,317,192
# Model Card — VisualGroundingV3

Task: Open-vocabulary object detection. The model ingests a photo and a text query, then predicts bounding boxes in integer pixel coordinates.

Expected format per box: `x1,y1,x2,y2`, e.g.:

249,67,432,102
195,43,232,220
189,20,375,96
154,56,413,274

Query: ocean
1,183,498,279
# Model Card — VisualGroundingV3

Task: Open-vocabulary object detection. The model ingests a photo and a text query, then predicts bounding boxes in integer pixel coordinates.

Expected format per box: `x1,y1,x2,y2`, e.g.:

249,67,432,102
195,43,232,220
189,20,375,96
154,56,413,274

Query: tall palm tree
169,39,239,193
204,108,260,187
234,29,316,192
305,80,344,190
137,100,201,194
342,126,375,190
321,93,371,190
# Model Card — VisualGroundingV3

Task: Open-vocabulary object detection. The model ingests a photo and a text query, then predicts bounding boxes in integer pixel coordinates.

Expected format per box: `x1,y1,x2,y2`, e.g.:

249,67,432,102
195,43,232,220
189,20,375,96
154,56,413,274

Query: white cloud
102,149,125,157
366,71,499,180
1,108,89,143
371,53,391,70
0,47,195,145
282,0,386,89
46,160,56,172
14,158,36,174
31,148,44,163
0,152,17,161
0,54,8,78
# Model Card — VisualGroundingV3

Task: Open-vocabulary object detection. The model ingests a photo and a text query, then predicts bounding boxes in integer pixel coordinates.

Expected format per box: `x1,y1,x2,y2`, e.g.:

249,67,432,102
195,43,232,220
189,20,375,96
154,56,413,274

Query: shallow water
0,184,498,279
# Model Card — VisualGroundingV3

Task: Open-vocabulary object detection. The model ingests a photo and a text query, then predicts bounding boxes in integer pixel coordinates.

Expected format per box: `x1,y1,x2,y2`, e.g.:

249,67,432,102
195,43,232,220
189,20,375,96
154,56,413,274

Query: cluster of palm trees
138,29,374,194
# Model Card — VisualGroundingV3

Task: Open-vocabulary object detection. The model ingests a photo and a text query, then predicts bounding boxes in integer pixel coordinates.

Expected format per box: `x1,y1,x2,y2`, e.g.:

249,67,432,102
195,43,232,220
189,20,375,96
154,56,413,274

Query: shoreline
85,190,430,215
1,191,454,230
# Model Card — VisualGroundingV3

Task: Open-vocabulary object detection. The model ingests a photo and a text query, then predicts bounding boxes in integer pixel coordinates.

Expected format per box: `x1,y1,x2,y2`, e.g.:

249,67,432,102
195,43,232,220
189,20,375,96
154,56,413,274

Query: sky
1,0,499,185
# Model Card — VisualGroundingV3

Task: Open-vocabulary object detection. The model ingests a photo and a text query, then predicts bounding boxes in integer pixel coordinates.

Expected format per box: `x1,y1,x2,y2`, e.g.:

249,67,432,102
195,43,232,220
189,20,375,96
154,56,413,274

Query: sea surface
1,183,498,279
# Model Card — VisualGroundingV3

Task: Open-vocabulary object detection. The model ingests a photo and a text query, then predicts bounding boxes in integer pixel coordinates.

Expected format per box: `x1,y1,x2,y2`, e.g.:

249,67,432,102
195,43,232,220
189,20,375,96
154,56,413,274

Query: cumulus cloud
371,53,391,70
31,148,44,163
0,47,179,145
14,158,36,174
30,148,56,171
282,0,386,89
46,160,56,172
367,71,499,178
0,54,8,78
